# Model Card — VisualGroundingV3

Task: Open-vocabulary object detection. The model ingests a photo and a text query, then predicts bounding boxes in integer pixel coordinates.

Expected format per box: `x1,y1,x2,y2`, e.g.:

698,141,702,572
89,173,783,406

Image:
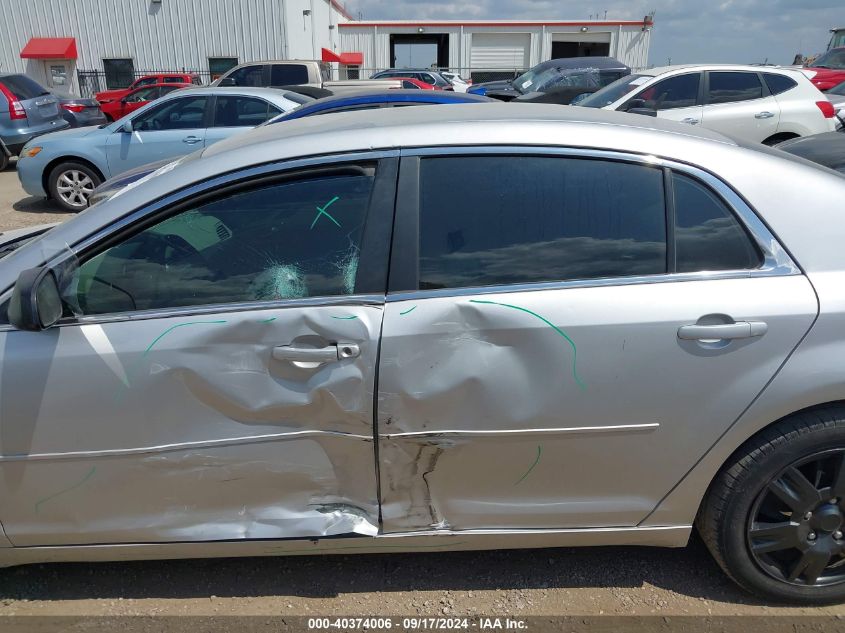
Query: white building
339,18,655,80
0,3,654,96
0,0,351,96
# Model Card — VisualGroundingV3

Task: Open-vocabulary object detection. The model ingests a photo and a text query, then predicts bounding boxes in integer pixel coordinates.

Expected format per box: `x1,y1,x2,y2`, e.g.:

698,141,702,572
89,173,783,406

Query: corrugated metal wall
0,0,346,74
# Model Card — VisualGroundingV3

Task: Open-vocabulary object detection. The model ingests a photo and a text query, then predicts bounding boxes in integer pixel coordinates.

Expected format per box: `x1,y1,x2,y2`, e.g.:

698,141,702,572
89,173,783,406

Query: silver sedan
1,104,844,604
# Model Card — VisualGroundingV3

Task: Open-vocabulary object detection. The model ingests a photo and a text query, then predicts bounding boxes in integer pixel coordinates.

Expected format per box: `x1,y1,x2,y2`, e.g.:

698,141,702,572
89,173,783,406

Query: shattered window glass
418,156,666,289
73,171,374,315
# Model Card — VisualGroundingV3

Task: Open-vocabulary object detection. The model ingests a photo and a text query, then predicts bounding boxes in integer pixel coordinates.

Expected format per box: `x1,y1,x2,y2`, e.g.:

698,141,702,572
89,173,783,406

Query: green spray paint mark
469,299,585,390
331,315,359,320
35,467,97,514
143,320,227,357
399,306,417,316
513,445,542,486
310,196,341,229
259,316,277,323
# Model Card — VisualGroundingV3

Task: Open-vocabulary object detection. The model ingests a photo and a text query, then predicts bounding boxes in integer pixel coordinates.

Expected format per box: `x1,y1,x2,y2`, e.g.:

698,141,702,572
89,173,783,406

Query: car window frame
209,94,278,128
130,94,213,132
703,70,770,106
622,71,704,112
36,154,399,326
386,146,797,297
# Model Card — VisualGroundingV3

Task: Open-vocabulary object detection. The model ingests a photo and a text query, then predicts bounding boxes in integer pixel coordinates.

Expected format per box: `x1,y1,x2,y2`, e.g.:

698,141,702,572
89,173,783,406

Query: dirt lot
0,164,844,622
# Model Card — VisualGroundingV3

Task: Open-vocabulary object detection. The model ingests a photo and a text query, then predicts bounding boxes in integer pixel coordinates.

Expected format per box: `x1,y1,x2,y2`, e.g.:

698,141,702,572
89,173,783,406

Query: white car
441,71,471,93
578,65,837,145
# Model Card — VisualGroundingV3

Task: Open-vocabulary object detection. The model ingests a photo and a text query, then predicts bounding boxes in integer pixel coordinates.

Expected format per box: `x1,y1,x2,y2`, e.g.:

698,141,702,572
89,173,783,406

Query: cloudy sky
348,0,843,66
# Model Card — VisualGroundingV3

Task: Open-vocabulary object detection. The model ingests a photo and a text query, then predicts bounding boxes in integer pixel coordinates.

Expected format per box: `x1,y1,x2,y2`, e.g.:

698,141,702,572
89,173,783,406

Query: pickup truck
211,60,401,93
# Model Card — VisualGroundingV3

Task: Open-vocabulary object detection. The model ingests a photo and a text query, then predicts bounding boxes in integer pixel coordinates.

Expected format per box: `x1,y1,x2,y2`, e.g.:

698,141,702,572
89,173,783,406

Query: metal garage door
470,33,530,69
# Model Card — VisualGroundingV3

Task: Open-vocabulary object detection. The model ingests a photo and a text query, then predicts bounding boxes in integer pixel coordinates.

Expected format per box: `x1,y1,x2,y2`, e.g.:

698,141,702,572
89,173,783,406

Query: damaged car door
376,150,816,533
0,158,397,546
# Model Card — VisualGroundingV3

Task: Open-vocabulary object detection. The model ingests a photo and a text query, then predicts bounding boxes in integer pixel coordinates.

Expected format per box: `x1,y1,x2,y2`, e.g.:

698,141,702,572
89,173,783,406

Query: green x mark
310,196,341,229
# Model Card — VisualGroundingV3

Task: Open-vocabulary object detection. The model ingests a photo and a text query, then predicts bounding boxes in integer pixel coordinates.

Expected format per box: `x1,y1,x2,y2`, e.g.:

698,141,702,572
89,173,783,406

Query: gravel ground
0,164,844,621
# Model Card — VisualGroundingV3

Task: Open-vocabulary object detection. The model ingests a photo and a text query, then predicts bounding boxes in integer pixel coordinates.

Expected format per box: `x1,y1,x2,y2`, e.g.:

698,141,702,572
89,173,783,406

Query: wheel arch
41,156,106,199
762,132,800,146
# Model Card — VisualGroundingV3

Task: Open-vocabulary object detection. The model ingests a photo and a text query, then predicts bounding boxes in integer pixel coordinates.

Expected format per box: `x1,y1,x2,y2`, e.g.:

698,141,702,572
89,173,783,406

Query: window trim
209,94,278,128
131,93,214,132
386,145,798,301
1,151,401,329
703,70,769,106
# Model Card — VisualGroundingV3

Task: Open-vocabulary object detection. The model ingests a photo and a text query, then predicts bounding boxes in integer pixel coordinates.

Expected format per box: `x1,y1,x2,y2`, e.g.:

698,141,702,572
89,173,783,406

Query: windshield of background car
809,49,845,69
1,74,49,100
577,74,652,107
512,66,551,93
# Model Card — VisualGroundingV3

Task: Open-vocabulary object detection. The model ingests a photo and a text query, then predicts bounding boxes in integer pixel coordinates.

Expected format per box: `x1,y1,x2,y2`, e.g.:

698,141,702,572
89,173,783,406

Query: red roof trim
340,20,652,28
20,37,77,60
322,48,363,65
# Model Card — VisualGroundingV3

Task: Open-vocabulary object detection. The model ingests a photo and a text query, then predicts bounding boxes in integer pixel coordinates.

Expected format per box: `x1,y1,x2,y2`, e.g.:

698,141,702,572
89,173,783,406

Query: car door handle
681,118,700,125
272,343,360,364
182,135,202,144
677,321,768,341
755,111,775,119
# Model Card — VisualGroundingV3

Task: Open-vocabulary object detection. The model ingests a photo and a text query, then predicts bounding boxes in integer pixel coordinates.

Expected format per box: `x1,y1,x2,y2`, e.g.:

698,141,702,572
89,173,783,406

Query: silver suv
0,74,69,170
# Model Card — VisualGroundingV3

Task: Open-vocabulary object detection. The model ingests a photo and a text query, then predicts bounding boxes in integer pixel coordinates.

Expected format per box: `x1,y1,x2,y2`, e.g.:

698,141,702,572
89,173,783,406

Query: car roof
640,64,805,76
268,90,491,122
533,56,630,71
159,86,307,100
206,101,737,162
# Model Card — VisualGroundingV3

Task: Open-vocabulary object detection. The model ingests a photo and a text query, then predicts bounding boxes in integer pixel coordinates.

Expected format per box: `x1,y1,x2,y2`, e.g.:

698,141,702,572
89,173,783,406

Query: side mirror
219,77,236,87
120,119,133,133
625,98,648,111
570,93,590,105
7,266,63,331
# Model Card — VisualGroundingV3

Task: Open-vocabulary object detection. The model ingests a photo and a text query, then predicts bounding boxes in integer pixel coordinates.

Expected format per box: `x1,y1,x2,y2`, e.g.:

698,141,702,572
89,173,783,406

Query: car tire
0,152,8,171
48,161,102,212
697,407,845,604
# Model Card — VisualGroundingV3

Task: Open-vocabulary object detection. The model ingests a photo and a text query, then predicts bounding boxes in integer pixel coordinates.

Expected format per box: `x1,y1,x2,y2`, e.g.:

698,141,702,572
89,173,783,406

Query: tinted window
418,156,666,289
402,80,420,89
164,76,186,83
227,64,265,87
159,86,182,96
708,72,763,105
0,74,47,100
73,170,375,315
673,173,761,272
270,64,309,86
133,96,208,131
763,73,798,96
125,87,159,102
209,57,238,81
636,73,700,110
213,96,277,127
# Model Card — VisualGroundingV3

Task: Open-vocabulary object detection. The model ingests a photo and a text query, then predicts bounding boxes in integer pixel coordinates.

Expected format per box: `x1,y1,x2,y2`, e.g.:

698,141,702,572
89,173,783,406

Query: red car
388,77,438,90
95,73,201,104
804,47,845,91
99,83,192,122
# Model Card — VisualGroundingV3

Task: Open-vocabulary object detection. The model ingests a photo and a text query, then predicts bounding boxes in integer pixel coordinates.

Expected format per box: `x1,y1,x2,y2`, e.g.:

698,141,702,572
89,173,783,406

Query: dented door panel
377,276,817,532
0,301,383,546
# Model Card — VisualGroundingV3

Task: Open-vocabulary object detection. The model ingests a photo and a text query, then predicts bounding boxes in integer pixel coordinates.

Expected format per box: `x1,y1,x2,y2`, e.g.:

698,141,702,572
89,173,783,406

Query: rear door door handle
272,343,360,364
681,118,700,125
755,111,775,119
182,135,202,144
678,321,768,341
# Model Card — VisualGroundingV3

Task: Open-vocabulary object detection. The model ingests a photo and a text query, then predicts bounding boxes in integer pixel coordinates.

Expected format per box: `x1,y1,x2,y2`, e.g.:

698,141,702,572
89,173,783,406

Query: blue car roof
267,90,491,124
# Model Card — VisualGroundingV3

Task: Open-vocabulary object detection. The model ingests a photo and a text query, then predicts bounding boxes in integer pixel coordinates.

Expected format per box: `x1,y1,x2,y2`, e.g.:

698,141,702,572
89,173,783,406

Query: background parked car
826,80,845,125
578,65,837,145
56,96,107,128
440,71,471,92
468,57,631,101
380,77,437,90
88,90,493,206
16,86,310,210
777,131,845,174
100,83,193,122
370,69,454,90
0,73,69,170
94,72,202,104
802,47,845,91
213,60,402,94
